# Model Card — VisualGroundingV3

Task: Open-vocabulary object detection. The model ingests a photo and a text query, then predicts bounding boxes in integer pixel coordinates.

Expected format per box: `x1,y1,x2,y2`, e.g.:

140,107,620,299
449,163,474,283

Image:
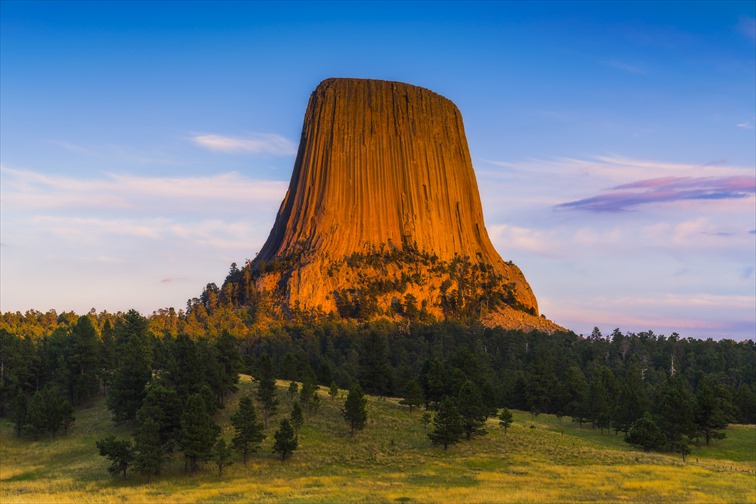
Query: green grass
2,376,755,503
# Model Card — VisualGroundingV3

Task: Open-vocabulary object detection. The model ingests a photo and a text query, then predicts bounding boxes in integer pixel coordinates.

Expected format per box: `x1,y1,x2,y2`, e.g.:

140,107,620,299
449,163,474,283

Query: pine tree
213,438,233,479
428,396,464,449
399,379,423,413
695,374,734,445
256,355,278,429
288,381,299,400
179,394,219,473
342,384,368,435
134,416,165,481
626,412,666,452
215,331,241,407
96,436,134,479
136,380,182,453
499,407,513,434
10,390,27,438
107,333,152,422
68,315,102,405
457,380,487,440
421,412,432,431
300,375,318,410
272,418,298,461
230,396,265,463
655,377,696,450
328,381,339,401
290,401,304,433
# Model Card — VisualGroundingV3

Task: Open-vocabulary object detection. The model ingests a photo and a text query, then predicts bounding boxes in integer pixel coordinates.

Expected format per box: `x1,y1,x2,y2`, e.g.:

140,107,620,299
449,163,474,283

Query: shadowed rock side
225,78,562,332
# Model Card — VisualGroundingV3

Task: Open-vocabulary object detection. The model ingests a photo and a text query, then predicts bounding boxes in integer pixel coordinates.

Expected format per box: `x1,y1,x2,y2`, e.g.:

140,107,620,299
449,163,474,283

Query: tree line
1,310,754,465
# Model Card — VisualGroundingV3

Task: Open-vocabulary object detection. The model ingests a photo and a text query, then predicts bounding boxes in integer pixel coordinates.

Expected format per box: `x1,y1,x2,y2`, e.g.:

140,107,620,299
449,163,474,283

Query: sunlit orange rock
228,78,561,331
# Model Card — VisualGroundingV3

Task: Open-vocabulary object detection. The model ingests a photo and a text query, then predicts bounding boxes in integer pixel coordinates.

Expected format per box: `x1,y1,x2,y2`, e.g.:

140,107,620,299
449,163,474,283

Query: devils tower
223,78,561,331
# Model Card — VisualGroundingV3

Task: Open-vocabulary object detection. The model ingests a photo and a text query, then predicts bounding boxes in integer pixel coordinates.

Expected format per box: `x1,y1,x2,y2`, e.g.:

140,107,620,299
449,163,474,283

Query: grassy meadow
1,375,754,503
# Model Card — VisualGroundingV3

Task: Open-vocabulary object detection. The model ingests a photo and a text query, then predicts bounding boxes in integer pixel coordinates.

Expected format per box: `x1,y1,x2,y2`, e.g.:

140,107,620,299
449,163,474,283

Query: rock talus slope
236,78,562,332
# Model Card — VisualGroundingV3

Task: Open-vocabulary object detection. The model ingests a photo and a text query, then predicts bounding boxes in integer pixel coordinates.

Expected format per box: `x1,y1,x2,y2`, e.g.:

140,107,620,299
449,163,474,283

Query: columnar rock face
227,78,559,331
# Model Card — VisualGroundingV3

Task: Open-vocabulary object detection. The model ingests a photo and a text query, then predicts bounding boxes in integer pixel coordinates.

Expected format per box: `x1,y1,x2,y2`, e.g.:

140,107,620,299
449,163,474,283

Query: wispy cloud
557,175,756,212
1,166,288,214
736,121,753,129
192,133,297,155
604,60,646,74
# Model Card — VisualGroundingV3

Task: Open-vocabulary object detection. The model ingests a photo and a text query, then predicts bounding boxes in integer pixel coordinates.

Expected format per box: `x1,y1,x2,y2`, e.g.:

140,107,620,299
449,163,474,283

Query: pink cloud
558,175,756,212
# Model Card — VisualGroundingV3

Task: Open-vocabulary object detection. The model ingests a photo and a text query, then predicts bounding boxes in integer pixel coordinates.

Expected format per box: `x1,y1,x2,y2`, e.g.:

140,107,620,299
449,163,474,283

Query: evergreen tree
214,331,241,407
10,390,27,438
695,374,734,445
288,381,299,400
428,396,464,449
420,411,432,431
457,380,487,440
165,334,206,405
136,380,182,453
421,412,432,431
230,396,265,463
96,436,134,479
134,416,165,481
329,381,339,401
342,384,368,435
179,394,219,473
213,438,234,479
358,331,394,396
107,333,152,423
256,354,278,429
272,418,298,461
498,407,513,434
399,379,423,413
26,386,74,437
655,377,696,450
67,315,102,405
300,375,320,413
420,359,447,408
626,412,666,452
611,365,646,436
98,321,117,397
290,401,304,433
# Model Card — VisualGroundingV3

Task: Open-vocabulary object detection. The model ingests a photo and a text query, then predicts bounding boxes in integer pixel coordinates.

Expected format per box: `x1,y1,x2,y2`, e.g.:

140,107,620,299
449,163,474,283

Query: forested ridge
1,308,754,476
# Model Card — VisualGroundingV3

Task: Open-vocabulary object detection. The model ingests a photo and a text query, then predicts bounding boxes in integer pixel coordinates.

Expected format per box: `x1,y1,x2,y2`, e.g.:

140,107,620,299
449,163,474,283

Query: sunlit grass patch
2,377,755,503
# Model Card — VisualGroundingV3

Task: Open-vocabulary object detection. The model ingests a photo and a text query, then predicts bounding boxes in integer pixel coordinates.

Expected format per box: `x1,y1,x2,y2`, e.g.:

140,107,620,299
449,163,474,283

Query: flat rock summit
222,78,563,332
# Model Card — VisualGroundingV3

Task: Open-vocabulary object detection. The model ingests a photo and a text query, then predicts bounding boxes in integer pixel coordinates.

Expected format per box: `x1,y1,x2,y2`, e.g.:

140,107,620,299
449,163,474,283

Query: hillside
2,376,754,503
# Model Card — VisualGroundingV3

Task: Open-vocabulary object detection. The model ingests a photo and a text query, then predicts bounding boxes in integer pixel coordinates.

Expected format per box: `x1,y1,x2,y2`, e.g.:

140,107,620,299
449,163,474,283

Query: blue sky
1,1,754,340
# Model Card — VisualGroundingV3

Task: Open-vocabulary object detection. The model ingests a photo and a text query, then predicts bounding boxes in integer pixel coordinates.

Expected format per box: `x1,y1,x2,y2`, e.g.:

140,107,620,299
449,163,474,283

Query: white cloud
1,166,288,215
192,133,297,155
736,122,753,129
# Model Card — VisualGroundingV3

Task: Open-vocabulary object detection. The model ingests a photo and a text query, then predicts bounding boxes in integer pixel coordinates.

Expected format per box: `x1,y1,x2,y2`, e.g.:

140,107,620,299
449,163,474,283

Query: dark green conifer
498,407,513,434
428,396,464,449
230,396,265,463
342,384,368,435
179,394,219,473
256,354,278,429
213,438,234,479
96,436,134,479
626,412,666,452
457,380,487,440
134,416,165,481
399,379,423,413
272,418,298,461
290,401,304,433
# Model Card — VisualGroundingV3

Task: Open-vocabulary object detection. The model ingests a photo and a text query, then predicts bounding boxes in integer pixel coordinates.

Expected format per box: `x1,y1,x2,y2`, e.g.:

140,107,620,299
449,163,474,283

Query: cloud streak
556,175,756,212
1,166,288,215
192,133,297,155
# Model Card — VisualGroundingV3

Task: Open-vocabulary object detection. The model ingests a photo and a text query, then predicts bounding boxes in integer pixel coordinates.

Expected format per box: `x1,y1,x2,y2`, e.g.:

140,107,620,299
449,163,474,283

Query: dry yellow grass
1,377,754,503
